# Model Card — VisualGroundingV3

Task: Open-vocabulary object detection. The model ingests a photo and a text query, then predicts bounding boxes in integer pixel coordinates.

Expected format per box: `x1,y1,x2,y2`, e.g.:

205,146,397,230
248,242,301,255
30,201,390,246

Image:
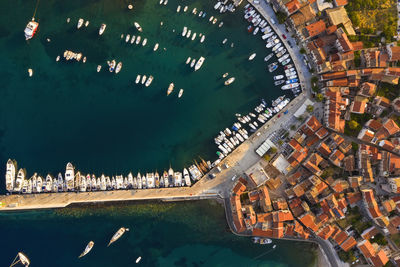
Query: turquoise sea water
0,201,317,267
0,0,288,176
0,1,313,266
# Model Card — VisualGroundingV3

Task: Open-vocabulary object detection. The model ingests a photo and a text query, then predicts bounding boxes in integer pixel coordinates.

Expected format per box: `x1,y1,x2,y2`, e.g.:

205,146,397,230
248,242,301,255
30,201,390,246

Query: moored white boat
99,23,106,35
79,241,94,258
97,65,102,72
153,43,159,51
134,22,143,32
182,26,187,37
224,77,235,85
142,38,147,46
248,53,256,61
24,19,39,40
167,83,174,95
115,62,122,74
135,35,141,45
5,159,16,192
125,34,130,43
141,75,147,84
107,227,129,247
194,56,205,71
178,89,183,98
135,75,141,84
145,75,154,87
77,18,84,29
186,57,191,64
190,59,196,68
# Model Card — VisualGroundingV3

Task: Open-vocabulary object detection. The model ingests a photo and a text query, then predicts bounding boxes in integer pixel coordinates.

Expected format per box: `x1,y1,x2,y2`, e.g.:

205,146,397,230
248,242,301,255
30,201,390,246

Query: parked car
282,34,287,39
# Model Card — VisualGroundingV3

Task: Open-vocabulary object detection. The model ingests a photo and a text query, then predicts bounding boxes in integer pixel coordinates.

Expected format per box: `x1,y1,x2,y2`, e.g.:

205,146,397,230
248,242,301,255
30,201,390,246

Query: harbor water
0,200,317,266
0,0,313,266
0,0,289,177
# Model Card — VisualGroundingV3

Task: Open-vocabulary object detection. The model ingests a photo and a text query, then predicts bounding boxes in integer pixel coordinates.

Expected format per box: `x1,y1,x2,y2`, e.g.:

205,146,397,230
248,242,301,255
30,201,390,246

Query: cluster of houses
230,113,400,266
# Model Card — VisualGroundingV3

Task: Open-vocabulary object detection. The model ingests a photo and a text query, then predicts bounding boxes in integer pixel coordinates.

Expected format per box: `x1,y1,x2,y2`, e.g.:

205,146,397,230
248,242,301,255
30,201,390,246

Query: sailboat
108,227,129,247
78,241,94,258
9,252,30,267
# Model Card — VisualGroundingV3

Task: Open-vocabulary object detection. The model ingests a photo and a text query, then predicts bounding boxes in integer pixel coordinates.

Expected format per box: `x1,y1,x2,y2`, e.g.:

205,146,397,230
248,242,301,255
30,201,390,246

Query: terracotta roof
370,249,389,267
346,192,362,205
305,20,326,38
384,119,400,136
361,226,379,240
315,127,329,139
357,239,375,258
299,213,319,232
233,182,246,195
285,0,301,14
287,171,302,185
303,116,322,134
257,212,273,223
344,155,355,172
290,4,316,27
272,210,294,222
351,41,363,50
318,142,332,157
329,149,345,167
340,236,357,252
366,119,382,132
335,0,348,6
359,129,375,142
332,228,349,245
350,100,367,114
317,224,335,240
390,46,400,61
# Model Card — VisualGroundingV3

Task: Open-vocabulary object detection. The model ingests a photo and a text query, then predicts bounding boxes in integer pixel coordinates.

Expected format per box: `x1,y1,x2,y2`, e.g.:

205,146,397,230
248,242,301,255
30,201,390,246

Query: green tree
311,76,319,84
306,105,314,113
270,147,277,154
348,120,359,130
275,11,287,24
316,93,324,102
263,154,271,161
300,48,306,54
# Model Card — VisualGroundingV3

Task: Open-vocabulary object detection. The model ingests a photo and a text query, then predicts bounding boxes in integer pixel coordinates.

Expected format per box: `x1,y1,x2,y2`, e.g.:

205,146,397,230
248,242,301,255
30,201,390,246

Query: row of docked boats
243,4,300,96
135,74,154,87
214,0,237,13
181,26,206,43
121,34,148,46
213,95,290,159
5,160,206,193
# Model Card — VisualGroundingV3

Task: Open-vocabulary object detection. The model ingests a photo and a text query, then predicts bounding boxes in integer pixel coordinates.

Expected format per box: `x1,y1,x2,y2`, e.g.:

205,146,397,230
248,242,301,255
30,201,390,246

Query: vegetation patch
346,0,397,42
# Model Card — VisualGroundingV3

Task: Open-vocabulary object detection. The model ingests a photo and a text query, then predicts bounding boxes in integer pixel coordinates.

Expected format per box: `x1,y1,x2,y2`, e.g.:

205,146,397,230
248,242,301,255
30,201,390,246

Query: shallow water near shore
0,0,290,178
0,200,317,266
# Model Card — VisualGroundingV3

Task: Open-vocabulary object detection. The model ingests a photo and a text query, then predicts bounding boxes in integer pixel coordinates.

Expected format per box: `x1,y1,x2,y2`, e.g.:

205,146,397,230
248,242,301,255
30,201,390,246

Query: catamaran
167,83,174,95
99,23,106,35
194,56,205,71
134,22,143,32
107,227,129,247
5,159,16,192
24,19,39,40
79,241,94,258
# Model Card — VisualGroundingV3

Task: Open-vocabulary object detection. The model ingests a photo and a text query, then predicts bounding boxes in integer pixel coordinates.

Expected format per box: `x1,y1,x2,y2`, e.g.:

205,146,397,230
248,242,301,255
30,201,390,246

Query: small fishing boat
77,18,84,29
178,89,184,98
224,77,235,85
56,55,60,61
28,69,33,77
125,34,130,43
184,6,188,12
182,26,187,37
131,35,135,44
107,227,129,247
141,75,147,84
83,57,87,63
153,43,159,51
219,22,224,28
134,22,143,32
99,24,106,35
191,32,197,41
248,53,256,61
142,38,147,46
190,59,196,68
167,83,174,95
136,256,142,264
177,5,181,12
145,75,153,87
222,38,227,44
115,62,122,74
135,35,141,45
78,241,94,258
200,35,205,43
186,57,191,64
164,0,168,5
186,30,191,38
135,75,141,84
85,21,89,27
108,60,116,72
212,18,217,24
222,72,229,78
24,19,39,40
